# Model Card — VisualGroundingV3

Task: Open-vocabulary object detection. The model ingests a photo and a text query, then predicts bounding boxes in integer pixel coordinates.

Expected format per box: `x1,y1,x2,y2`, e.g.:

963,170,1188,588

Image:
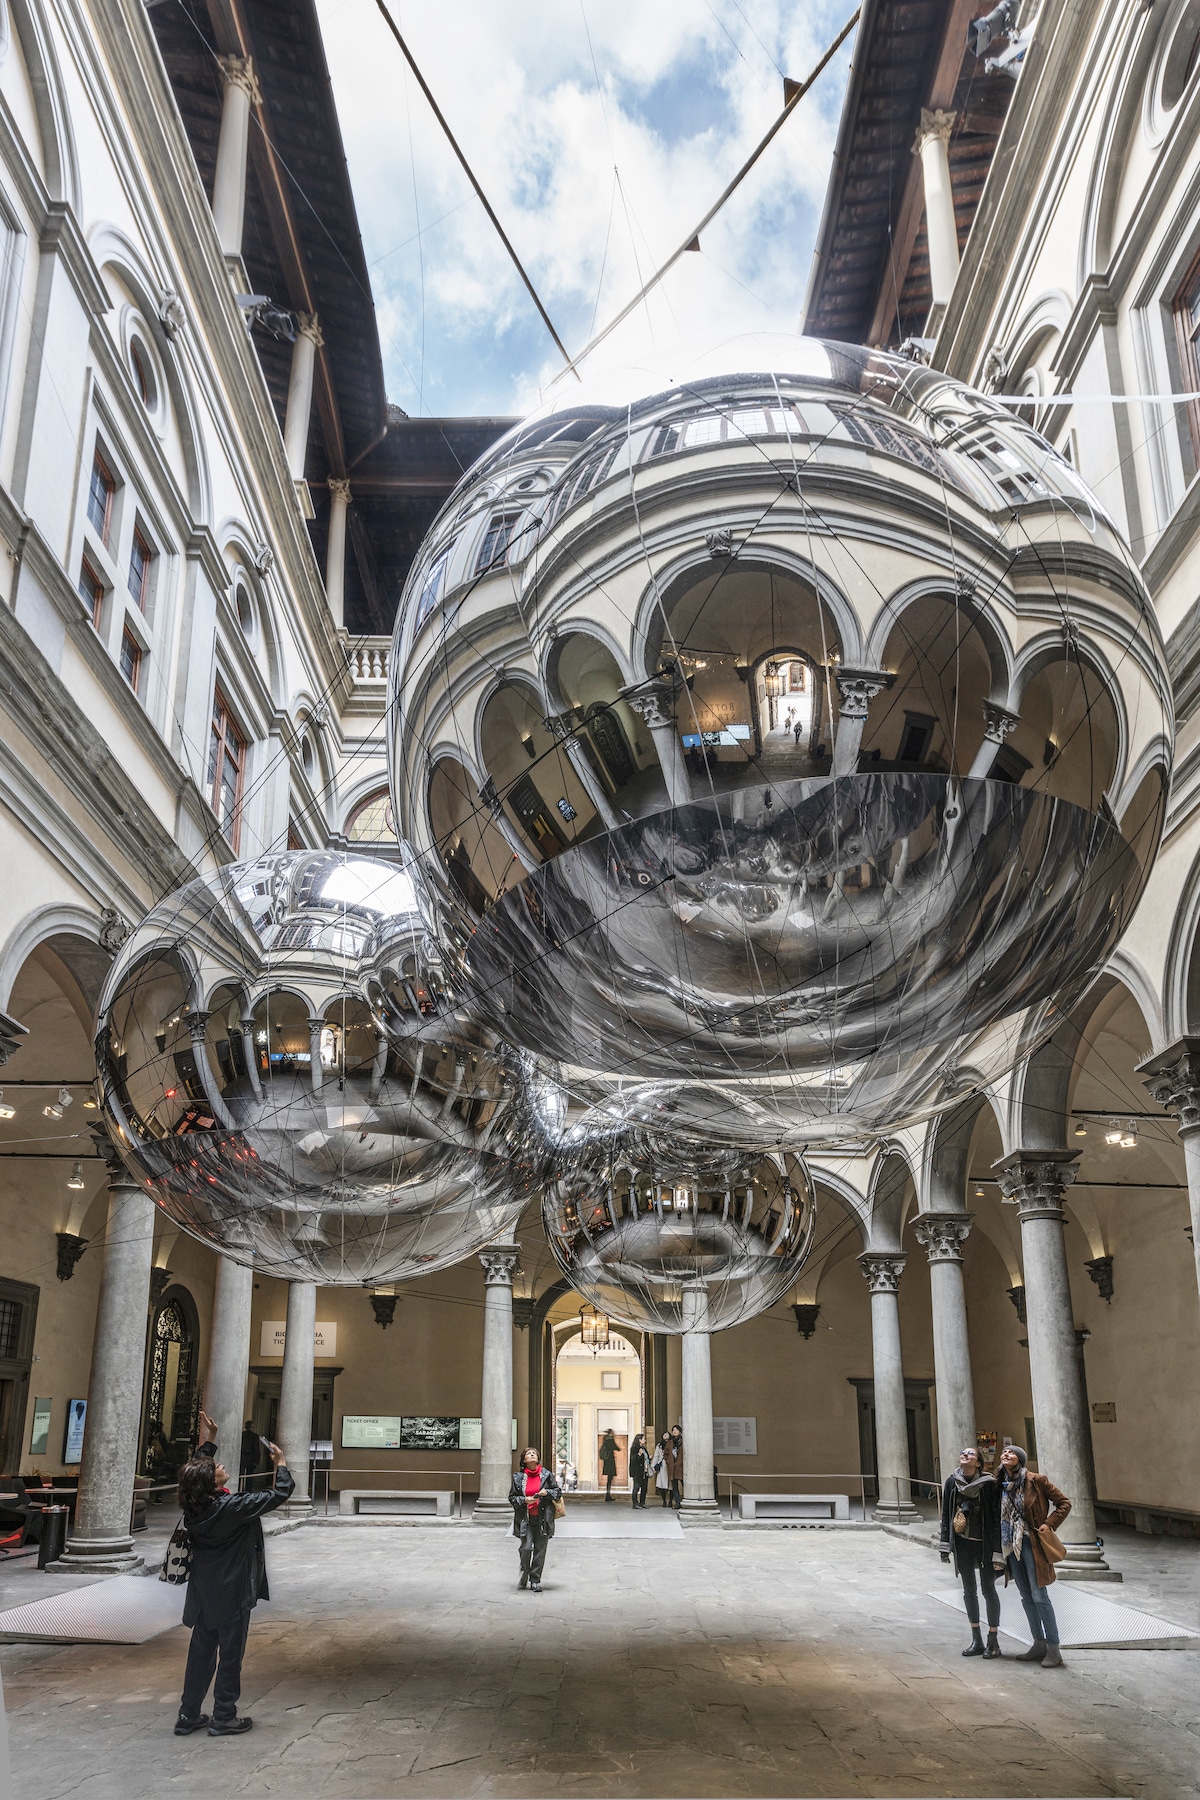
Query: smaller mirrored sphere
94,850,544,1284
543,1096,814,1331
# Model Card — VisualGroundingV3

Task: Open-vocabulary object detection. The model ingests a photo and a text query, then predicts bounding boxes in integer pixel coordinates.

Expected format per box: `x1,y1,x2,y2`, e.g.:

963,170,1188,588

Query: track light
968,1,1015,60
0,1090,14,1120
1074,1121,1087,1137
43,1087,73,1120
66,1160,85,1190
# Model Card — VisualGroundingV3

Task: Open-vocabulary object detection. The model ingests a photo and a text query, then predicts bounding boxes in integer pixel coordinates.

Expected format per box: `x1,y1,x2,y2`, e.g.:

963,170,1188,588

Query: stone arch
223,532,284,707
1078,2,1164,282
864,574,1015,702
476,674,599,862
0,903,114,1014
1008,971,1160,1151
865,1150,914,1251
1008,631,1128,812
426,752,525,915
1163,837,1200,1035
9,0,80,208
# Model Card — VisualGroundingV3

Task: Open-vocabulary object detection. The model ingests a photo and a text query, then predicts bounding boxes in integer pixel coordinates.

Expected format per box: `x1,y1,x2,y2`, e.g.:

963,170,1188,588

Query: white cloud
316,0,854,415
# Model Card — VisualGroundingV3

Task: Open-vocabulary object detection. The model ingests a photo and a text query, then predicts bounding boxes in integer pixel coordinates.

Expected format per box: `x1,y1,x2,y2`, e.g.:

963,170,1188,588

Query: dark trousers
180,1610,251,1722
956,1541,1000,1629
604,1474,614,1500
670,1478,681,1508
519,1524,549,1584
632,1476,648,1507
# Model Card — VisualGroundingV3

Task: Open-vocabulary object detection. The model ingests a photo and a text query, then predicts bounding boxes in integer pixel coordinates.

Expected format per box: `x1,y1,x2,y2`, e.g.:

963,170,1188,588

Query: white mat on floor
930,1583,1200,1649
0,1576,185,1644
556,1508,683,1538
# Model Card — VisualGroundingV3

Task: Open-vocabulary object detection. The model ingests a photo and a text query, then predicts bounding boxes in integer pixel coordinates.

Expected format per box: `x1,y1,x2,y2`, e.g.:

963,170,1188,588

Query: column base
871,1500,922,1525
56,1535,144,1575
1055,1543,1121,1581
472,1500,513,1525
679,1498,724,1528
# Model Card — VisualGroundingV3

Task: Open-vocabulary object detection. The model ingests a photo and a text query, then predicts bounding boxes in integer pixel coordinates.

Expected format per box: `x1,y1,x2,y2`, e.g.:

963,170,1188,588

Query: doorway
751,652,820,761
0,1279,39,1472
849,1377,935,1503
141,1286,200,1479
551,1327,642,1492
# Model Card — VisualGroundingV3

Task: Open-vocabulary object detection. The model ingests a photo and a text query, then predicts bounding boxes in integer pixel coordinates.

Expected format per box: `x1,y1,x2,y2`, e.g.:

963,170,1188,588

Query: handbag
1038,1522,1067,1563
952,1507,968,1535
553,1497,566,1520
160,1516,191,1584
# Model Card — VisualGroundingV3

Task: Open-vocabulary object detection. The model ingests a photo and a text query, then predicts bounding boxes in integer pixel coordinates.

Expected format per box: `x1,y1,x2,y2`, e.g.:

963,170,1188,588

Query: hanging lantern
579,1301,611,1352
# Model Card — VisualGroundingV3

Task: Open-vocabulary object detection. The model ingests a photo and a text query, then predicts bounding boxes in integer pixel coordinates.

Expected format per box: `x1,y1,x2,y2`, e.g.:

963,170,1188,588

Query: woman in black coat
174,1410,295,1736
939,1445,1002,1658
508,1446,562,1591
598,1428,619,1502
629,1434,650,1508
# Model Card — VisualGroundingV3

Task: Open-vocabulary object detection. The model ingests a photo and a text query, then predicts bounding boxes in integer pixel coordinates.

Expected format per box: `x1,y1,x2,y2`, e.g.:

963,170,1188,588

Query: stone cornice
1138,1037,1200,1134
40,201,109,317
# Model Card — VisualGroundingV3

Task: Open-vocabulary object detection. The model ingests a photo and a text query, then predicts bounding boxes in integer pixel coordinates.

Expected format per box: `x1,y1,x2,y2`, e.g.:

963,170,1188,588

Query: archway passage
550,1305,643,1495
141,1286,200,1481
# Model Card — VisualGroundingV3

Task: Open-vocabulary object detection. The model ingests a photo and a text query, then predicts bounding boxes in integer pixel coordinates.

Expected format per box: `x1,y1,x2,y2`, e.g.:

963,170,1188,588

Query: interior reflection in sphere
543,1101,814,1331
388,333,1172,1137
94,850,542,1283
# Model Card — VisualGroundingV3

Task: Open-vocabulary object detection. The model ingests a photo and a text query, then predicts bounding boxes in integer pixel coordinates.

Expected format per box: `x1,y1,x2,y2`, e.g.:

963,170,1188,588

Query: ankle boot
1017,1639,1047,1661
982,1632,1002,1659
962,1625,985,1657
1041,1644,1064,1669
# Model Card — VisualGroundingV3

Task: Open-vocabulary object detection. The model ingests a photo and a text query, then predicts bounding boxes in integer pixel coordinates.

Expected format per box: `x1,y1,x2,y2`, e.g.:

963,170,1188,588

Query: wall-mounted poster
28,1397,52,1458
458,1418,481,1450
400,1417,460,1451
63,1398,87,1463
341,1416,401,1449
712,1416,757,1454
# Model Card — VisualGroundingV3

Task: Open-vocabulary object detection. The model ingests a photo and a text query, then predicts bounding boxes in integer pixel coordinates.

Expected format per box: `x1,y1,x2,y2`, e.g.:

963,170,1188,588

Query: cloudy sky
315,0,856,417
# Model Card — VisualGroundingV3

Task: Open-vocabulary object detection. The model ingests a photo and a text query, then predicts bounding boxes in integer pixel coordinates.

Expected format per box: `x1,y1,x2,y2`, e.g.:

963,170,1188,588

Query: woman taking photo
938,1446,1002,1658
508,1446,562,1592
998,1445,1071,1668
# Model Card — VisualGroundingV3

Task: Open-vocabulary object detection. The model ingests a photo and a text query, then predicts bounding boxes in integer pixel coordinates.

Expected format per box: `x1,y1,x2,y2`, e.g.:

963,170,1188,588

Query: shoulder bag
553,1495,566,1519
1038,1522,1067,1563
160,1515,192,1584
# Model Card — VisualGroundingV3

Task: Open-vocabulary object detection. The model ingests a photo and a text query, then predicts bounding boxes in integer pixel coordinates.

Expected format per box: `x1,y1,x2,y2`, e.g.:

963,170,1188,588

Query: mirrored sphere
94,850,545,1283
389,334,1171,1138
543,1099,814,1332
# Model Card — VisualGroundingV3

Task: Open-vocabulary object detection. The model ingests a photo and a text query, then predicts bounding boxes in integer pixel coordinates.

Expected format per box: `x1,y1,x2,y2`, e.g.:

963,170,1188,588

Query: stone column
680,1281,721,1525
474,1242,519,1522
858,1252,920,1523
912,108,959,313
833,668,893,777
967,700,1022,780
276,1280,316,1510
913,1214,976,1476
211,56,261,258
283,313,323,481
1139,1038,1200,1306
184,1011,234,1129
307,1017,326,1095
239,1011,263,1101
325,478,351,631
480,779,539,875
993,1151,1110,1574
58,1163,155,1571
545,711,619,829
620,682,690,807
202,1254,254,1474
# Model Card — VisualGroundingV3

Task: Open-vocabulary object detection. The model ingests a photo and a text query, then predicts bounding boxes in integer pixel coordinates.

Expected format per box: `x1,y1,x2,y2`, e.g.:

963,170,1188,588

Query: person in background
239,1421,262,1488
939,1445,1002,1658
651,1433,672,1506
629,1433,650,1509
669,1424,684,1509
508,1446,562,1592
998,1445,1071,1669
174,1409,294,1737
598,1427,618,1503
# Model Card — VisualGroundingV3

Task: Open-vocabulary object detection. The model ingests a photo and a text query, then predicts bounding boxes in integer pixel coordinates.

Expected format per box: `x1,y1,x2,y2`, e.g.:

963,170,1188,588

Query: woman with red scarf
508,1446,562,1591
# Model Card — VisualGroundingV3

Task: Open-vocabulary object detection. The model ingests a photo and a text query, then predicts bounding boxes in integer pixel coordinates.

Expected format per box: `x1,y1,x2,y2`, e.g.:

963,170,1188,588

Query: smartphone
259,1435,273,1451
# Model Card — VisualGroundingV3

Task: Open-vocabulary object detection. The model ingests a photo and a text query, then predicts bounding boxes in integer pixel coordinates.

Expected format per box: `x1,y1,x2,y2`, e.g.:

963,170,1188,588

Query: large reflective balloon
389,334,1171,1139
94,850,546,1283
543,1088,814,1332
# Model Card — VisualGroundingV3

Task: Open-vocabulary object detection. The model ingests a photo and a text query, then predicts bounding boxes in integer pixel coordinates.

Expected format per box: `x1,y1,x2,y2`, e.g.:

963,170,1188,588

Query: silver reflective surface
544,1100,813,1331
463,773,1142,1137
94,851,545,1283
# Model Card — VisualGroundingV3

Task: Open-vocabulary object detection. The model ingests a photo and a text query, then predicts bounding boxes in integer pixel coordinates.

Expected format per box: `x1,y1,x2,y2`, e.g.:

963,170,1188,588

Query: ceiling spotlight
83,1095,98,1111
0,1090,14,1120
66,1159,85,1190
1103,1122,1124,1145
974,1185,985,1198
1074,1121,1087,1137
1121,1127,1138,1149
43,1099,62,1120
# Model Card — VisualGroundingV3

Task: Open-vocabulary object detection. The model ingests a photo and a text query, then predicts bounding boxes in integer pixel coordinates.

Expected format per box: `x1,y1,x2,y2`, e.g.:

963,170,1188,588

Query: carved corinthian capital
857,1251,906,1294
912,107,956,157
620,681,676,730
913,1213,973,1263
479,1242,520,1287
981,700,1021,745
1138,1037,1200,1135
217,54,262,105
992,1149,1078,1221
834,666,893,720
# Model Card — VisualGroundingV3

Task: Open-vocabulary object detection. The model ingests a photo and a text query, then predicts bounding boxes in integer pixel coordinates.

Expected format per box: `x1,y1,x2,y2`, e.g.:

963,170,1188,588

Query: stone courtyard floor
3,1513,1199,1800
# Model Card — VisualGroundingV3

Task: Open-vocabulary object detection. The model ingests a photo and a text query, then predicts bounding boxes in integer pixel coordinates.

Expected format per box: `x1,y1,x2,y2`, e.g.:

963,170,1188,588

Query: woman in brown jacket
669,1426,684,1510
997,1445,1071,1668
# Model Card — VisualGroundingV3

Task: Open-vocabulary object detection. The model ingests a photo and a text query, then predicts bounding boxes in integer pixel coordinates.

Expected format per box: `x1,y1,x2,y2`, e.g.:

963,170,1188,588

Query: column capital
913,1212,973,1263
479,1241,520,1286
216,54,261,105
834,665,894,719
1138,1036,1200,1134
981,700,1021,745
993,1149,1078,1220
913,107,956,156
183,1009,210,1041
327,477,352,506
543,708,581,743
857,1251,906,1294
619,679,675,729
295,311,324,348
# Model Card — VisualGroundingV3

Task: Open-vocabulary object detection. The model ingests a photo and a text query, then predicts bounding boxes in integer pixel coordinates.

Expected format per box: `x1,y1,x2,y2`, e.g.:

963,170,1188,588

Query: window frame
79,558,106,631
208,686,248,851
128,524,154,613
1173,240,1200,465
118,624,142,693
87,446,117,546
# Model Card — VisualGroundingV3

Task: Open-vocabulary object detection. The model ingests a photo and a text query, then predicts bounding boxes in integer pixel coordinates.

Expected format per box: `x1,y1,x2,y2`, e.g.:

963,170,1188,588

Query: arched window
346,788,397,842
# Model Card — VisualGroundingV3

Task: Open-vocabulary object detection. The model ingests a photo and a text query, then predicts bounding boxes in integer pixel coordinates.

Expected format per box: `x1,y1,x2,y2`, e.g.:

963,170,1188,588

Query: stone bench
337,1489,455,1517
737,1492,850,1521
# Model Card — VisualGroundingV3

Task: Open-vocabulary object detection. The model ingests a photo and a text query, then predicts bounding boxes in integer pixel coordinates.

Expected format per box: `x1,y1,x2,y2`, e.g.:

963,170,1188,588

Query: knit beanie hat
1007,1445,1027,1468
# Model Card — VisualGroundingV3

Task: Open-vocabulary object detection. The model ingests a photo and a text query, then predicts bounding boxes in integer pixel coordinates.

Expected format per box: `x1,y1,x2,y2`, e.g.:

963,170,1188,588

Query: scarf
952,1470,992,1498
523,1468,542,1505
999,1471,1025,1561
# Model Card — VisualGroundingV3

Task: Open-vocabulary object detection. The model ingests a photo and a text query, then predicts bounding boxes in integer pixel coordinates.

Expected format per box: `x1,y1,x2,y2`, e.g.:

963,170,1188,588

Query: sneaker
174,1714,209,1736
518,1574,528,1589
530,1580,542,1592
208,1716,253,1736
